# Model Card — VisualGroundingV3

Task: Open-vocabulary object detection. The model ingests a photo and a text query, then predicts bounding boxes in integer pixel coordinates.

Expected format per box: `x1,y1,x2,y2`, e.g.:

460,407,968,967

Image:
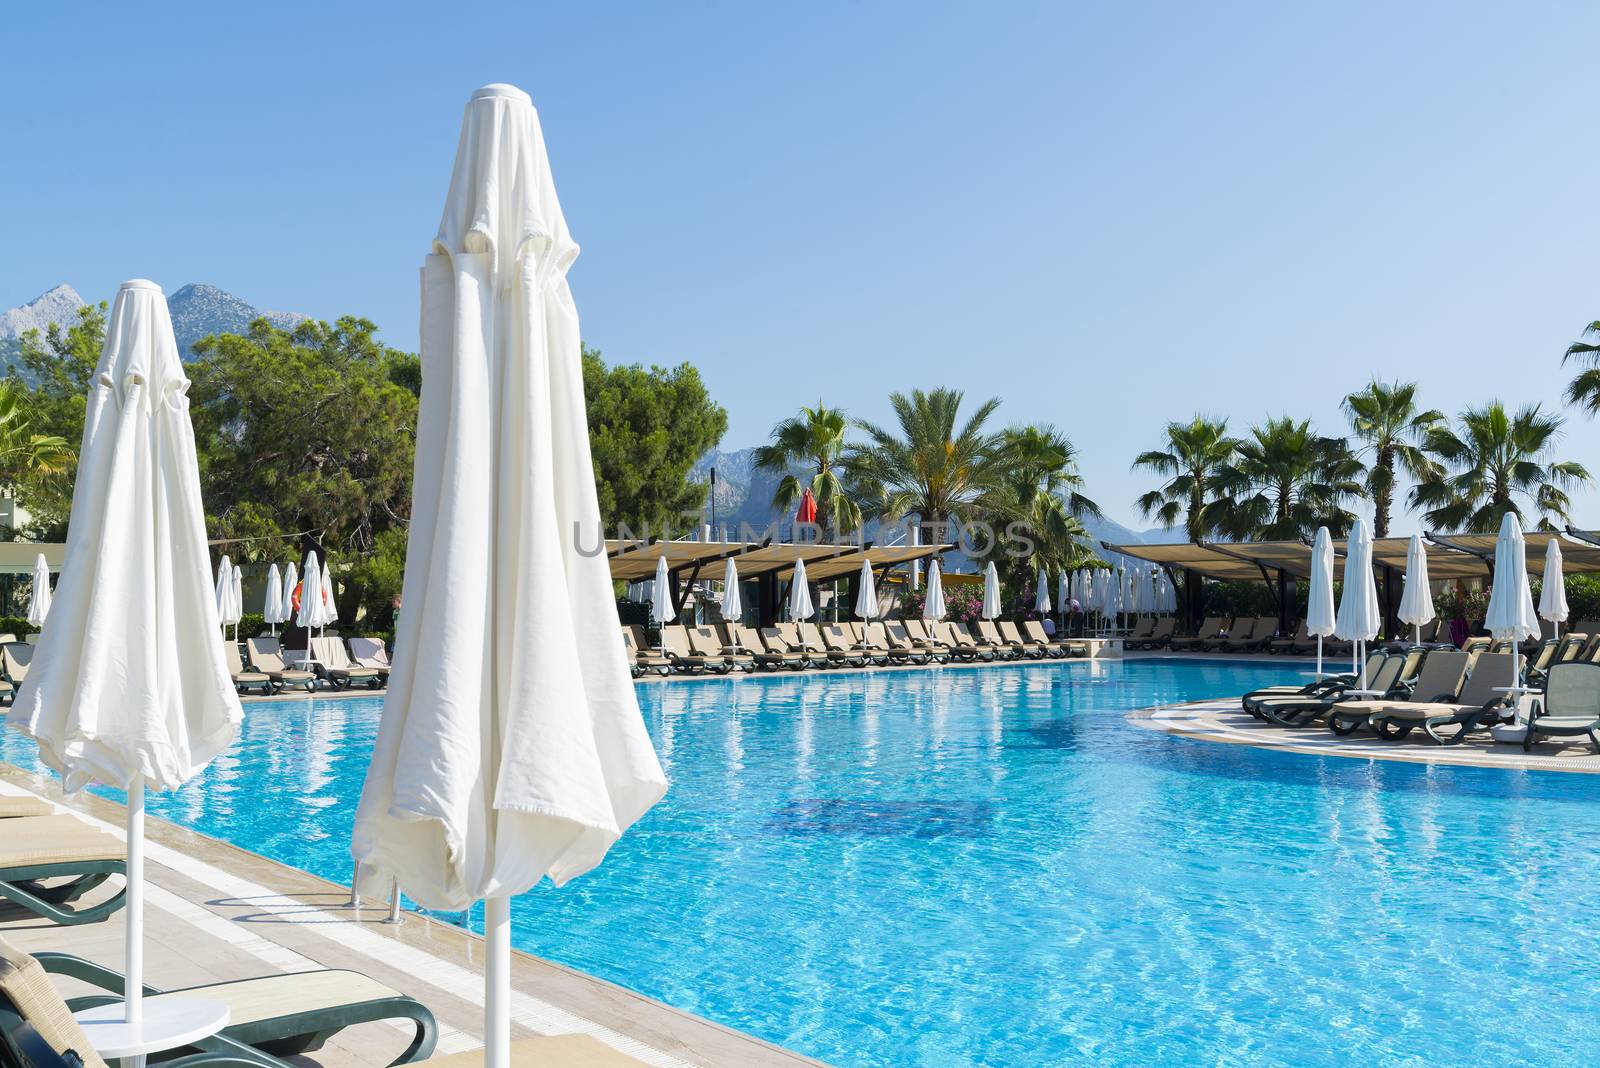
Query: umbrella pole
485,894,511,1068
125,775,145,1028
1316,635,1323,678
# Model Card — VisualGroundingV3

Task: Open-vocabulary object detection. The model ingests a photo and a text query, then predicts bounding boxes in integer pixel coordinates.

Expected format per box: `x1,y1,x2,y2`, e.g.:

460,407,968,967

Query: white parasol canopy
650,553,675,626
26,553,51,628
230,565,244,631
855,558,879,620
1397,533,1434,644
1484,511,1539,693
296,551,324,634
1034,565,1051,614
263,563,285,627
214,555,233,623
1539,537,1570,636
1058,570,1071,614
1334,518,1381,687
6,279,242,1032
350,84,667,1068
719,557,742,622
316,559,338,628
789,556,815,620
982,562,1002,619
1307,526,1337,676
280,561,298,624
923,560,947,620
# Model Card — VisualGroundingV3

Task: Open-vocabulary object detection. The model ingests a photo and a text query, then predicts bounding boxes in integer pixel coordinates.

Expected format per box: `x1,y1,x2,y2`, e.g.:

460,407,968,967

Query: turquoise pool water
7,659,1600,1067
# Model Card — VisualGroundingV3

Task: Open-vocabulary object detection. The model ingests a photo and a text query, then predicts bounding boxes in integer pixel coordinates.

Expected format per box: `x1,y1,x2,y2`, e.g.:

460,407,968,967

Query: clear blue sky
7,2,1600,530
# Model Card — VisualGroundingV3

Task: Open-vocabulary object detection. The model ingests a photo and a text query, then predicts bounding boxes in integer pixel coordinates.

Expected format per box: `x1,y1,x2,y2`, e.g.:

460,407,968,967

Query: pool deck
1131,693,1600,773
0,767,823,1068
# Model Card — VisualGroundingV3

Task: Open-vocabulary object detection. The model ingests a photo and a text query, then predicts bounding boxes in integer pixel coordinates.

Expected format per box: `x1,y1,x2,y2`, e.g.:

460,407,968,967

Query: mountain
0,284,87,364
166,284,304,357
0,282,306,369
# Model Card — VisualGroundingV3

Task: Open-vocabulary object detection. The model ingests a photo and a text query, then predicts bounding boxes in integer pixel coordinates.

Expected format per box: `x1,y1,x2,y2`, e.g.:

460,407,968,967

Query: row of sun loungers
223,636,390,694
0,796,641,1066
1237,640,1600,752
622,619,1091,676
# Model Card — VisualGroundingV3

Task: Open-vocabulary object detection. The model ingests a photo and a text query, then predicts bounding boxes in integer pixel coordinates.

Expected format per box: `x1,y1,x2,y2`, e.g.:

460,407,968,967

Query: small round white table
73,996,229,1067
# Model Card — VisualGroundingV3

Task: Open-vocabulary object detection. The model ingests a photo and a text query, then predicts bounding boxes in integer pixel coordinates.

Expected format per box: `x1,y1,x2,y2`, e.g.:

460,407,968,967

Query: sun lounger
1021,620,1069,658
792,622,845,667
247,637,319,693
689,625,753,671
994,621,1044,659
2,643,33,687
880,621,932,664
729,624,801,670
1365,653,1516,743
1220,617,1272,653
223,640,275,695
903,619,953,661
311,636,385,689
757,626,815,669
1524,662,1600,753
950,622,1000,661
1241,652,1388,715
348,637,393,681
0,815,127,926
1327,650,1469,736
0,794,52,819
848,623,894,665
1126,617,1174,650
1124,617,1155,643
1201,616,1250,652
1169,617,1223,652
660,625,731,674
1254,654,1409,727
818,624,868,667
1267,621,1308,654
622,625,671,676
0,933,439,1066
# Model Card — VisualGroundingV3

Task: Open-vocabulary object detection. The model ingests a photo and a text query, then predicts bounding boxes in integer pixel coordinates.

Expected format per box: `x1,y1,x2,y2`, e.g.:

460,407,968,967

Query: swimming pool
7,658,1600,1067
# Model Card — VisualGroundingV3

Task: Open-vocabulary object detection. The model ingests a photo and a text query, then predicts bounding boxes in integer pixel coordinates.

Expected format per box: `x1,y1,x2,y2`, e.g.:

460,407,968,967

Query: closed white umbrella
1539,537,1570,637
650,553,675,627
855,558,879,620
923,560,947,620
982,562,1002,619
6,279,241,1032
789,556,815,620
296,551,323,662
1102,566,1123,624
719,557,743,622
316,558,338,629
351,84,666,1068
263,563,284,635
1306,527,1337,677
230,564,244,636
1397,533,1434,645
1058,570,1071,615
26,553,51,628
214,555,233,624
1334,518,1381,689
1484,511,1540,694
1121,566,1135,619
280,561,298,626
1034,565,1051,615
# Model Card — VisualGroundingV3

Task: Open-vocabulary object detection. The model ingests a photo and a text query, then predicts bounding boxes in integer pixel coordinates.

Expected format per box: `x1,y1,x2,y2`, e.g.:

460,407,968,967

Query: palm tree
1341,379,1443,538
0,381,73,506
850,388,1008,542
1222,417,1365,540
1410,401,1590,531
977,425,1102,574
1562,319,1600,416
752,403,862,533
1131,416,1240,542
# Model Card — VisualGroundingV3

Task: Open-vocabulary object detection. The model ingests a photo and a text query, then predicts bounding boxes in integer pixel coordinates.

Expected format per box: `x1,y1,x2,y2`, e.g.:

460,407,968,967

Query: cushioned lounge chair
311,636,385,689
0,933,439,1067
1124,617,1155,643
818,624,868,667
1241,652,1387,715
689,625,754,672
729,624,799,670
247,637,319,693
1366,652,1516,743
881,621,932,664
1254,654,1408,727
759,626,817,669
994,621,1043,659
1219,618,1269,653
904,619,955,661
348,637,393,681
1168,617,1223,652
1327,650,1469,736
0,815,127,926
0,794,52,819
660,625,730,674
792,622,844,667
848,623,894,665
950,622,999,661
1524,662,1600,754
1021,620,1069,658
223,640,275,695
1126,617,1174,650
622,625,671,676
1267,621,1308,654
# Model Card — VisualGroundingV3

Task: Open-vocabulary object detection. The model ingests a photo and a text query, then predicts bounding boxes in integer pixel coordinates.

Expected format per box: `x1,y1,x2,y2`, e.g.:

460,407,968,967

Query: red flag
796,488,818,525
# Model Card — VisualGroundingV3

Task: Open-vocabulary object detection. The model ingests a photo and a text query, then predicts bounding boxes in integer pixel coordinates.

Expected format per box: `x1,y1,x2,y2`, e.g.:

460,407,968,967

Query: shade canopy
26,553,51,628
353,82,666,911
1484,512,1539,642
855,558,879,619
1397,533,1434,631
1334,518,1380,642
